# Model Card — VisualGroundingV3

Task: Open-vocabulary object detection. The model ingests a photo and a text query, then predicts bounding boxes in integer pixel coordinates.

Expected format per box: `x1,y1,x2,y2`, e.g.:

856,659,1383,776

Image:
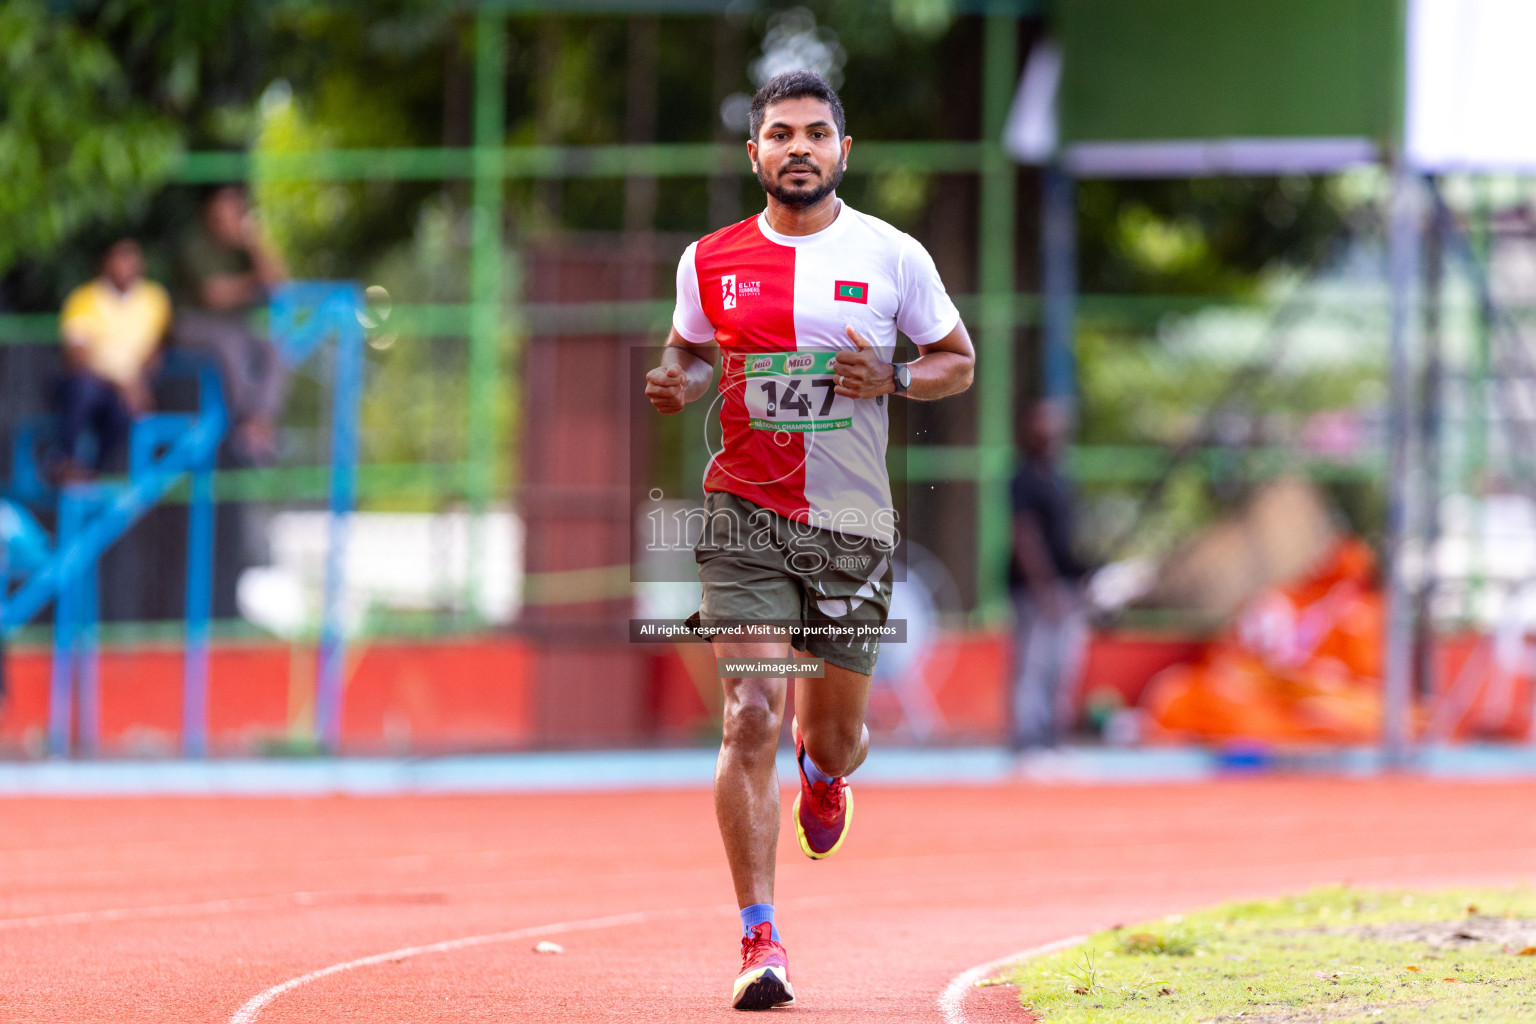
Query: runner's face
749,97,850,209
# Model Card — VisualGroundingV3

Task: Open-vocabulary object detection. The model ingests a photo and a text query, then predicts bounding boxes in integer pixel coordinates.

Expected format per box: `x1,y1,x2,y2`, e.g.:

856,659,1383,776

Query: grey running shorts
685,490,894,675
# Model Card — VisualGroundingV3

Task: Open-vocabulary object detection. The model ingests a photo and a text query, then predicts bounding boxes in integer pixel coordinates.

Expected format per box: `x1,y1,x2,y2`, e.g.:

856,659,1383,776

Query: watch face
896,364,911,391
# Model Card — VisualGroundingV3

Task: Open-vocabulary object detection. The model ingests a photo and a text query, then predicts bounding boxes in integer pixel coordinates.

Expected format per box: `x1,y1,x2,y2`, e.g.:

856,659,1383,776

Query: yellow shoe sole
791,784,854,860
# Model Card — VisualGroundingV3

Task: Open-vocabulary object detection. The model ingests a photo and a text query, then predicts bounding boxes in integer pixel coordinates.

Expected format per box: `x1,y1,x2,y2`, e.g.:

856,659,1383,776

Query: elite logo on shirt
721,274,761,310
834,280,870,304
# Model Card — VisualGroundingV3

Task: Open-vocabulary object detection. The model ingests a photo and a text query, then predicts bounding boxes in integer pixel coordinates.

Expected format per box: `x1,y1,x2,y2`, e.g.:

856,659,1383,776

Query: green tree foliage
1079,175,1348,296
0,0,180,270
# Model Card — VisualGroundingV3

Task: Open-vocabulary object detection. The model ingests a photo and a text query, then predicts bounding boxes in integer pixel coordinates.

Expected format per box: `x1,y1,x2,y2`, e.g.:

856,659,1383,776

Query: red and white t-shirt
672,203,959,544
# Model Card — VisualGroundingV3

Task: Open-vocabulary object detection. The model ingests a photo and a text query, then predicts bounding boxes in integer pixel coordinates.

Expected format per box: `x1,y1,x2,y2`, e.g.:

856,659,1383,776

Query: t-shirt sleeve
671,242,716,344
895,234,961,346
59,285,94,344
146,282,173,338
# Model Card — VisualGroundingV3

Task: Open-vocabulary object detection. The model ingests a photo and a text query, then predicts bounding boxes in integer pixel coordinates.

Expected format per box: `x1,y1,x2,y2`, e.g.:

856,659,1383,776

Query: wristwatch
892,362,911,395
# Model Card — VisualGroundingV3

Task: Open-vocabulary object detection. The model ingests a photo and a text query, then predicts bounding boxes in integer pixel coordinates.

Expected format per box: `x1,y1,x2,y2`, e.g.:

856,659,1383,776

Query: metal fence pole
47,494,81,757
1041,165,1078,403
1412,179,1446,707
467,10,507,622
1466,182,1493,624
975,12,1019,619
1383,164,1421,765
182,438,216,758
316,290,366,752
76,549,100,757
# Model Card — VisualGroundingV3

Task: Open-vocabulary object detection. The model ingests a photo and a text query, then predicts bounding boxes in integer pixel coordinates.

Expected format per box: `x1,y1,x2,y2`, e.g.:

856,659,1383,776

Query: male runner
644,70,975,1010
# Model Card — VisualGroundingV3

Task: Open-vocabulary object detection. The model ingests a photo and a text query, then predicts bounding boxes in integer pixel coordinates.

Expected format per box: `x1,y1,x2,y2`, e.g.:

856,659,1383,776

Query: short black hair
201,182,248,207
99,236,140,268
748,70,846,142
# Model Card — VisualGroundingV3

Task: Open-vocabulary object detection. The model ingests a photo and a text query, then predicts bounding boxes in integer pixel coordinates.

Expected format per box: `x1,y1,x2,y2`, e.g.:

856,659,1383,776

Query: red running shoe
791,718,854,860
732,922,794,1010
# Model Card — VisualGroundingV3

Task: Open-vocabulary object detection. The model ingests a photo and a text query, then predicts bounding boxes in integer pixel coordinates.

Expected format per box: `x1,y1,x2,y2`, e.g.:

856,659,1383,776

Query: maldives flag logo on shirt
834,280,869,304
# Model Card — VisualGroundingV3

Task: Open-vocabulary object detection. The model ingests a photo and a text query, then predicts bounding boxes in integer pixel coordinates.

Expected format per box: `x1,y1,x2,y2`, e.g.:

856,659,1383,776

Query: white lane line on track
938,935,1085,1024
0,889,447,930
227,904,732,1024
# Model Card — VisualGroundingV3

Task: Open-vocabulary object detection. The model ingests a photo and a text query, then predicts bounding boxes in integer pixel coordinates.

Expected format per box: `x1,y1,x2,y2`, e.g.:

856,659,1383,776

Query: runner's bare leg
794,660,873,776
715,638,791,908
715,644,875,907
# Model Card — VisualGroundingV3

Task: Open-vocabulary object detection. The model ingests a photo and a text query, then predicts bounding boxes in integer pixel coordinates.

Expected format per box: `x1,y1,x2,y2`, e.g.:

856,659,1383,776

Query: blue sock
800,746,838,786
740,903,778,942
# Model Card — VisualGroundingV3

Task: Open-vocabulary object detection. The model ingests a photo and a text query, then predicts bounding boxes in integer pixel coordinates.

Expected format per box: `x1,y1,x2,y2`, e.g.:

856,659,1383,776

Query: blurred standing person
1009,399,1088,750
174,185,289,463
52,238,170,480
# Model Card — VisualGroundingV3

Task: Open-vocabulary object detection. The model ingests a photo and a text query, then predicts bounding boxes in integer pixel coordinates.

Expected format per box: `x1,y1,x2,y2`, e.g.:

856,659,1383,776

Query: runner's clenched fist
832,325,895,399
646,363,688,414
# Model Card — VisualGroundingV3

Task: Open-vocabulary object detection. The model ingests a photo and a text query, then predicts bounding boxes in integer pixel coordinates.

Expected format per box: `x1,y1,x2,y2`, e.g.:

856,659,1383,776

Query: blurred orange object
1142,538,1391,743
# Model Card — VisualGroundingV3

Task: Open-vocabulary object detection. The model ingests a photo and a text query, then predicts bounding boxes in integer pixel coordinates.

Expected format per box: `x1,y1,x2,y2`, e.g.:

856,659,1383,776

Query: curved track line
937,935,1085,1024
227,904,729,1024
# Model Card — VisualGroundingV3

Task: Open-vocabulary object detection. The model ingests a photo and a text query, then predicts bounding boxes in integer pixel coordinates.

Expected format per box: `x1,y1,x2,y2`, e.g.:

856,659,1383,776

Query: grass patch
1007,886,1536,1023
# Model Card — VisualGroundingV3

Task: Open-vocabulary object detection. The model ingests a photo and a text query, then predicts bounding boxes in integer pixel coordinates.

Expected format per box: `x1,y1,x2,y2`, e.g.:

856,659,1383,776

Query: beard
757,157,844,209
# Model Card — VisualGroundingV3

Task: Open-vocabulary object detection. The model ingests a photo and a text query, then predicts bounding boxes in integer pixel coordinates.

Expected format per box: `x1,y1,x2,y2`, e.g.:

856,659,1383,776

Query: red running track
2,778,1535,1023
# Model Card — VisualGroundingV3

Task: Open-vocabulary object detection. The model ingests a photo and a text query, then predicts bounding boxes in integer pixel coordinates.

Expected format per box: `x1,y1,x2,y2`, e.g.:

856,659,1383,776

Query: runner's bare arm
645,327,719,414
833,320,975,401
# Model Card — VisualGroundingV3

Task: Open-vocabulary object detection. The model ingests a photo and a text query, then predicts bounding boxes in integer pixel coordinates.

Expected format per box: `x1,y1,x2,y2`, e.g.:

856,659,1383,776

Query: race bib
740,351,853,431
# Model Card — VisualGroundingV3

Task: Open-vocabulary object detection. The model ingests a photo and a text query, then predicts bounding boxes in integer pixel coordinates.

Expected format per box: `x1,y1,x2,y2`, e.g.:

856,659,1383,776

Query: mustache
780,159,819,176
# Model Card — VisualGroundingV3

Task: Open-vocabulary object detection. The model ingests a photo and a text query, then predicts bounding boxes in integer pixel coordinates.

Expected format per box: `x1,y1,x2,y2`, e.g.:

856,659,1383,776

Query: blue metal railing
2,363,225,756
271,282,365,752
0,282,363,757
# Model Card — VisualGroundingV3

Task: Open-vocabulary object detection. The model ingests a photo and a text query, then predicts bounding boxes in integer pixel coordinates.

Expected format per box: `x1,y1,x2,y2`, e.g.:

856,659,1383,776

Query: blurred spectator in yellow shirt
53,238,170,480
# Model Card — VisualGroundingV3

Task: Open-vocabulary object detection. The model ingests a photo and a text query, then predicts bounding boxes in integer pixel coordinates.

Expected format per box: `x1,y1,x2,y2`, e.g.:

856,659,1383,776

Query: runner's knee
722,694,783,754
802,721,863,777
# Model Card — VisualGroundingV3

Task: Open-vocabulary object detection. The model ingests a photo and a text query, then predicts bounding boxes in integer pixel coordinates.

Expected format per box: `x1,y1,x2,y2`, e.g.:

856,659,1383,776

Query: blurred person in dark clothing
53,238,171,480
174,185,289,463
1008,399,1088,750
